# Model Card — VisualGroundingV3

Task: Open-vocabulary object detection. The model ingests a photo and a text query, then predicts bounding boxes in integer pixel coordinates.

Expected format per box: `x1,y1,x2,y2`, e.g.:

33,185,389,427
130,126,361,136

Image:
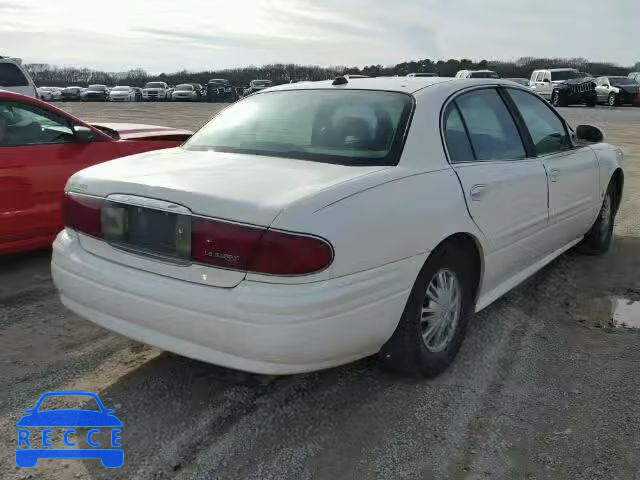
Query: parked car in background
37,87,54,101
61,86,83,101
206,79,236,102
0,90,193,255
109,86,137,102
172,84,199,101
628,72,640,83
243,79,273,97
595,76,640,106
529,69,596,107
142,81,169,101
506,78,530,87
39,87,63,101
83,85,109,102
0,56,37,98
189,83,205,100
455,70,499,79
51,77,623,378
132,87,143,102
407,72,438,77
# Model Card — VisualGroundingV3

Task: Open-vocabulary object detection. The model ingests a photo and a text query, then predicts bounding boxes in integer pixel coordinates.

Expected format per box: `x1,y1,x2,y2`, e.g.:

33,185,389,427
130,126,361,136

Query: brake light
192,217,333,275
63,193,103,238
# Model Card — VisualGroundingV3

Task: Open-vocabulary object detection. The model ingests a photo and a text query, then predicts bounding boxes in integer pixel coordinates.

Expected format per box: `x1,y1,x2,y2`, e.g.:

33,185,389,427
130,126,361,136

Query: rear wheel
579,185,615,255
381,243,476,377
608,92,618,107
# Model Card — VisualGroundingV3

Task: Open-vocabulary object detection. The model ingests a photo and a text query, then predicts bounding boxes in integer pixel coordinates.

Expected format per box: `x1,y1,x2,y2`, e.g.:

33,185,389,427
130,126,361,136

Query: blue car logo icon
16,391,123,468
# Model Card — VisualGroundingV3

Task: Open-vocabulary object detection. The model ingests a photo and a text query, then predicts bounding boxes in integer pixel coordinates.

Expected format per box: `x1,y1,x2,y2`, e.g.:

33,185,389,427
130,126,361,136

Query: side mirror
24,409,35,414
105,409,115,415
576,125,604,143
73,125,95,142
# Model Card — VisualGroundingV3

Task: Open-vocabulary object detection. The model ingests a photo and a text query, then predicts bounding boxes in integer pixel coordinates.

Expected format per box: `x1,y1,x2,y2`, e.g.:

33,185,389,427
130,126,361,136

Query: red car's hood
90,122,192,141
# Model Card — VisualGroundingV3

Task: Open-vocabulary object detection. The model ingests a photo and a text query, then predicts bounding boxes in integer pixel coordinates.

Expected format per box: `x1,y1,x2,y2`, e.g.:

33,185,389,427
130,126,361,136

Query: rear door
443,87,549,292
505,88,600,247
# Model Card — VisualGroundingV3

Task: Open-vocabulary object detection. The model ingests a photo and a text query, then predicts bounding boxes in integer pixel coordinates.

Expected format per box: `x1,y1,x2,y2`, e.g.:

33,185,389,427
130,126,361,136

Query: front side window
454,88,525,161
0,63,29,87
185,90,413,166
0,101,75,147
507,88,571,156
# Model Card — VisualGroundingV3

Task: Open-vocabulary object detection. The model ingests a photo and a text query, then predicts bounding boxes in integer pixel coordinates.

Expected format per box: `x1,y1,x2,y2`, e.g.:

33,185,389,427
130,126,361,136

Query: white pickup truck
142,81,169,101
0,56,37,98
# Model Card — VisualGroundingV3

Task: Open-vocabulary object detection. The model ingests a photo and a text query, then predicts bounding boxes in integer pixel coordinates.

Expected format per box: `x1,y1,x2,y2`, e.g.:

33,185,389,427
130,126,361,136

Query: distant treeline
25,57,640,88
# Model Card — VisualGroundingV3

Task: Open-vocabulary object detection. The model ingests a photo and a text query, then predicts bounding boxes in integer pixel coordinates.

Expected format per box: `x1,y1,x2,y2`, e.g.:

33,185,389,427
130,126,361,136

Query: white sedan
108,86,136,102
52,77,624,377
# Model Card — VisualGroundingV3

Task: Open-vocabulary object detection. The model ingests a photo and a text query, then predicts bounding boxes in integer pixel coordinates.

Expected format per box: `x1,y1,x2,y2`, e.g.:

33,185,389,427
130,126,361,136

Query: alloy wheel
420,269,462,353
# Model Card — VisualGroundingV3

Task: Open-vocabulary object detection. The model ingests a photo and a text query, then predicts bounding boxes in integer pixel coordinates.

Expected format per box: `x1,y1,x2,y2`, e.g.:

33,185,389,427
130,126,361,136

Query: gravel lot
1,102,640,480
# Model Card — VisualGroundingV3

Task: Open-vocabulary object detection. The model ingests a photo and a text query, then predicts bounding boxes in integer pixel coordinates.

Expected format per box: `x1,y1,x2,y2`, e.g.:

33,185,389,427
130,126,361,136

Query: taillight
64,193,334,276
192,217,333,275
63,192,103,238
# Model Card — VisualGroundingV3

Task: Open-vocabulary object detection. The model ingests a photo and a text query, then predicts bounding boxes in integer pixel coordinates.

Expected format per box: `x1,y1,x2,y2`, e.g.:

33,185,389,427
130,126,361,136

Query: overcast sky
1,0,637,72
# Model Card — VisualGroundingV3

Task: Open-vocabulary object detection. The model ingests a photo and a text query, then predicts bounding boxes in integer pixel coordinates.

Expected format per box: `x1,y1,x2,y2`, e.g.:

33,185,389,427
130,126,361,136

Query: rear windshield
551,70,579,81
112,86,130,91
175,84,193,91
88,85,106,91
184,90,413,166
0,63,29,87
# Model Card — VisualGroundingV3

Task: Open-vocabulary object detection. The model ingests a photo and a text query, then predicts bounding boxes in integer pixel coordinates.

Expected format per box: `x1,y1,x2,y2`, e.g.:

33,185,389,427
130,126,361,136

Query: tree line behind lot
25,57,640,88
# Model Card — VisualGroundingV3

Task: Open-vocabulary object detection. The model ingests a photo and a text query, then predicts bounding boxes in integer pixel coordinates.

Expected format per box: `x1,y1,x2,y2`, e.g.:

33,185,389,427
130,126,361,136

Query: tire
608,93,618,107
579,185,615,255
380,242,476,377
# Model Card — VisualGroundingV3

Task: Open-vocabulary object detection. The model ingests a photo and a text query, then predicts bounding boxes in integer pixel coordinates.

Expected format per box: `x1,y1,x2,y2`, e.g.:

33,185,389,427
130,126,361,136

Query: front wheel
579,186,615,255
608,93,618,107
551,91,564,107
381,243,475,377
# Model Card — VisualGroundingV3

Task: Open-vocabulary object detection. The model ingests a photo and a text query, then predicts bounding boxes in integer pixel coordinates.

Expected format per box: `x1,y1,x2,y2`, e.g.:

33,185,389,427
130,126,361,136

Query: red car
0,90,192,255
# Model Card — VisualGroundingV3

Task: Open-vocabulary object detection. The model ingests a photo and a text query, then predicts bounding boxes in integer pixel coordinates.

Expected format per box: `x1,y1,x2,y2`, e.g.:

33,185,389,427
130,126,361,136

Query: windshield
175,84,193,91
88,85,106,91
145,82,165,89
251,80,271,87
112,86,130,91
63,87,79,92
609,77,637,85
209,79,229,85
184,90,413,166
551,70,579,81
469,71,499,78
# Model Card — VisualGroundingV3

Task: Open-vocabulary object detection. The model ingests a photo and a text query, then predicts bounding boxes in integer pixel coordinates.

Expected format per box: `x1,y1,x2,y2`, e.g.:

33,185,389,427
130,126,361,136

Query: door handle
549,169,560,182
469,184,488,201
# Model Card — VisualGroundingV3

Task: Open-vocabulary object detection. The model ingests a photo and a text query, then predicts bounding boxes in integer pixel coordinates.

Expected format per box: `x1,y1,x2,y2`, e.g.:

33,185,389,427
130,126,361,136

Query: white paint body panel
52,77,624,374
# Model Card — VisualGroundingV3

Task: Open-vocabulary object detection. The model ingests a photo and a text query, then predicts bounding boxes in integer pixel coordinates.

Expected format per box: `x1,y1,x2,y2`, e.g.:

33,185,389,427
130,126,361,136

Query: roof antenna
332,76,349,86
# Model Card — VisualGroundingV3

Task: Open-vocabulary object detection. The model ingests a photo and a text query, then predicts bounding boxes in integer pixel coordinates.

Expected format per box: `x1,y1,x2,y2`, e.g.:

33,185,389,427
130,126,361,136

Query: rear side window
507,88,571,156
185,90,413,166
0,63,29,87
454,89,525,161
443,105,474,162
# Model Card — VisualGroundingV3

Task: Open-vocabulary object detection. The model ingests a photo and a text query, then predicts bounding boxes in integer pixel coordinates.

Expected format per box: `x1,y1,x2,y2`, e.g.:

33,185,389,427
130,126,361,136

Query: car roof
266,76,453,94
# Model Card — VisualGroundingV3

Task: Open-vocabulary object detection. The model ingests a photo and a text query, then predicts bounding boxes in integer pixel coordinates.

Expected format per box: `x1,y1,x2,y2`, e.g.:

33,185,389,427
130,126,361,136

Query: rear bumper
51,230,418,374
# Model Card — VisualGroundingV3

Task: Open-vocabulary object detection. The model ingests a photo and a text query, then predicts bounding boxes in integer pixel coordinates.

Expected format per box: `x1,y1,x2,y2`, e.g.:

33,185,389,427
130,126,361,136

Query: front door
505,88,600,249
443,87,549,295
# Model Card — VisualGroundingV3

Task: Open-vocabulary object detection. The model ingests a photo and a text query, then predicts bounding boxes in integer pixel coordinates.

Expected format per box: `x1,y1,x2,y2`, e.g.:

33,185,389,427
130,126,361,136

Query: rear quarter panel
247,167,484,285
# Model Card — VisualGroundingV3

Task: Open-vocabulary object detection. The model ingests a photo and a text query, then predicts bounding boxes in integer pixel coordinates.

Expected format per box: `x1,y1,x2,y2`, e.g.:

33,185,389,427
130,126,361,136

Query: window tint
443,105,474,162
0,63,29,87
0,101,75,147
507,88,571,156
455,89,525,161
185,90,413,166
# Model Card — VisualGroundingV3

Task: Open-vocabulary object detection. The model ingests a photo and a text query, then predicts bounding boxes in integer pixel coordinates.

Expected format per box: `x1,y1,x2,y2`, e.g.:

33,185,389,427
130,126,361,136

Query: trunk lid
68,148,388,287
